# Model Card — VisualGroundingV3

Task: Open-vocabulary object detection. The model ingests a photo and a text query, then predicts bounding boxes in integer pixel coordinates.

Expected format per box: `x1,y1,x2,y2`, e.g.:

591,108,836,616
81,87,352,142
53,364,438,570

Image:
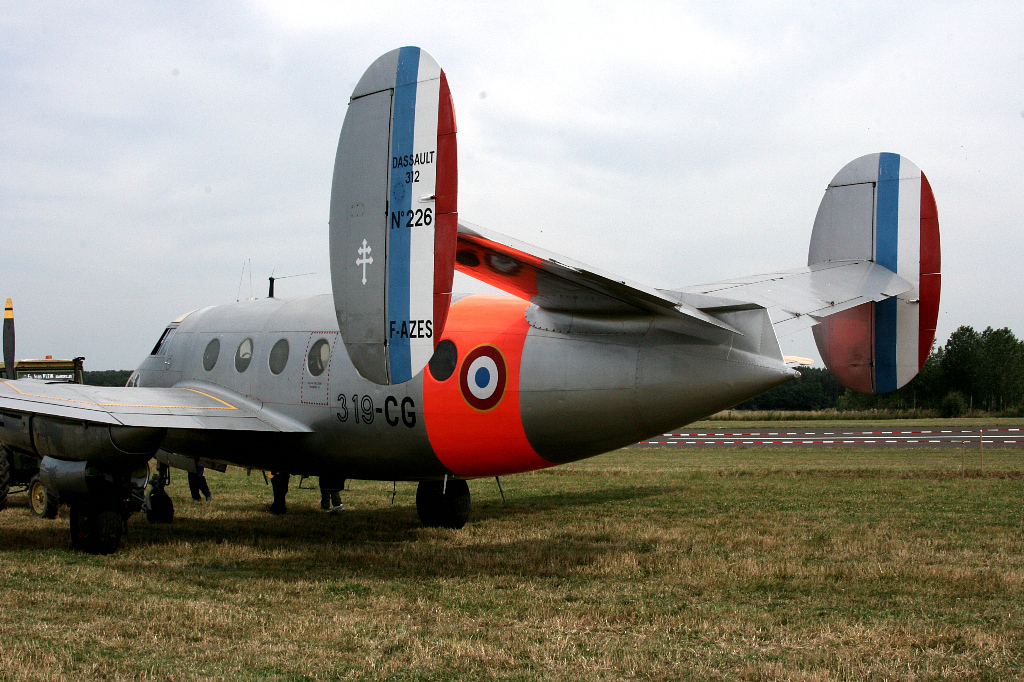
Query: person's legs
187,472,202,501
195,466,211,501
270,472,289,514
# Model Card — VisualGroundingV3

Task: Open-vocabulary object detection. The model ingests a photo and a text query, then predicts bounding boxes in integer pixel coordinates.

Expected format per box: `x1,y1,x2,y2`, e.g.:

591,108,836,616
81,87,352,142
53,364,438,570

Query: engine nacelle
30,416,164,466
0,412,163,495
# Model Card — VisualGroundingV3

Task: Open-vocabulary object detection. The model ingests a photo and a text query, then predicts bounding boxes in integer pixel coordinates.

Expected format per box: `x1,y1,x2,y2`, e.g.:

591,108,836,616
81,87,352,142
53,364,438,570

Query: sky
2,1,1021,370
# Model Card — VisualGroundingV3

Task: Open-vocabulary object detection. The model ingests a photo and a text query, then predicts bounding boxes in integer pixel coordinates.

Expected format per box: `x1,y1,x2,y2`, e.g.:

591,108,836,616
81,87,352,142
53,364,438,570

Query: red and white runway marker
637,427,1024,447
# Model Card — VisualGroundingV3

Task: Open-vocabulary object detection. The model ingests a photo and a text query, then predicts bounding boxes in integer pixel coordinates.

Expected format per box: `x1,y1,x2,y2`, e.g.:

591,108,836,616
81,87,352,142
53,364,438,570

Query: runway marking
639,426,1024,447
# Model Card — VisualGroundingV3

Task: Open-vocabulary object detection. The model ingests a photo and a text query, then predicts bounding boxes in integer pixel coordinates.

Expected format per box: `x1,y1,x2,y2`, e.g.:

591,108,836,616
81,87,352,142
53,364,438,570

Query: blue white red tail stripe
385,47,446,384
387,47,420,382
331,47,456,386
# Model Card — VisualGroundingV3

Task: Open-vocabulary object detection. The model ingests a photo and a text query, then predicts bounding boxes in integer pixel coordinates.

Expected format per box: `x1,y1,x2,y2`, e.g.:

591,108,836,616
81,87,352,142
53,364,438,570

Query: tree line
736,325,1024,416
83,370,134,387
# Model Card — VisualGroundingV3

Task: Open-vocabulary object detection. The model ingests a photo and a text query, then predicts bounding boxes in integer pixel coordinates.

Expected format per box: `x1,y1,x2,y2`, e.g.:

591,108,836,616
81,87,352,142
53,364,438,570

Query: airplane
0,47,940,554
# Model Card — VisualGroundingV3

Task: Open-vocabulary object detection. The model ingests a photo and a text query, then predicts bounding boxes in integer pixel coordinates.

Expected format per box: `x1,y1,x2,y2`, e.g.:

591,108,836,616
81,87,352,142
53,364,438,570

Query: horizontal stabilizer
677,260,913,336
456,221,739,333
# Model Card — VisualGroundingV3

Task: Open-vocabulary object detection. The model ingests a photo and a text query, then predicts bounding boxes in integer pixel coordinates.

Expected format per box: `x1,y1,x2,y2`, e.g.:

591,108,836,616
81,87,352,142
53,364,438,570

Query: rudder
329,47,458,385
809,153,940,393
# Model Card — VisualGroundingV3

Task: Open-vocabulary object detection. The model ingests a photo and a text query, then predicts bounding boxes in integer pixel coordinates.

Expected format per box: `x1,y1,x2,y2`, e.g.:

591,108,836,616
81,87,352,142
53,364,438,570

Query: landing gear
416,479,471,529
145,462,174,523
28,475,60,518
0,446,9,512
65,470,146,555
33,458,150,554
146,488,174,523
70,499,123,555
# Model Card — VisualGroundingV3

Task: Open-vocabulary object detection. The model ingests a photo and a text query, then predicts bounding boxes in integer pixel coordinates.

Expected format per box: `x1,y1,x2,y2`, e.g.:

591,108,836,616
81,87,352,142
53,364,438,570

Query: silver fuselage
132,293,794,480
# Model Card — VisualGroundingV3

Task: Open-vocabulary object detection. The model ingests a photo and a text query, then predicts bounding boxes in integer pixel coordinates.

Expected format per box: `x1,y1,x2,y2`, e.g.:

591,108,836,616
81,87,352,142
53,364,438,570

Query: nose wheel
416,479,471,529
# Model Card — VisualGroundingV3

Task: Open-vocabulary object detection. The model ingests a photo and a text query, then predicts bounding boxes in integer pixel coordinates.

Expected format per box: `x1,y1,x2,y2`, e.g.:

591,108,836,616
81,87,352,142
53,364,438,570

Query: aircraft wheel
0,446,9,512
70,501,123,555
145,487,174,524
28,475,60,519
416,479,471,529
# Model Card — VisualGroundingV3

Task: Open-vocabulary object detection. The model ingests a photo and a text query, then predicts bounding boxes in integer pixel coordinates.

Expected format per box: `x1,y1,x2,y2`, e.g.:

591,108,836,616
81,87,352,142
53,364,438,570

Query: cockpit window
203,338,220,372
234,338,254,373
307,338,330,377
150,327,176,355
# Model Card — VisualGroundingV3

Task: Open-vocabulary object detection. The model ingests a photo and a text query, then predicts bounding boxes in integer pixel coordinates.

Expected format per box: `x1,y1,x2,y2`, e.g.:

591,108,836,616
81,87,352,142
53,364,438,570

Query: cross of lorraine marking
356,239,373,285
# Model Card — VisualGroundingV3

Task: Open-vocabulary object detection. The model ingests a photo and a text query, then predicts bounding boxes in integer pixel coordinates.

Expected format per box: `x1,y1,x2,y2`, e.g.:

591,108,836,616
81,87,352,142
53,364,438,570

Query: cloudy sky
2,2,1021,370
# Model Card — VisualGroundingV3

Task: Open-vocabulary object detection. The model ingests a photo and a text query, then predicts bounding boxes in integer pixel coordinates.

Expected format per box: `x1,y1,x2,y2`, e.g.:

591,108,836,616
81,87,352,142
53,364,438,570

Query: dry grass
705,409,945,422
1,447,1023,681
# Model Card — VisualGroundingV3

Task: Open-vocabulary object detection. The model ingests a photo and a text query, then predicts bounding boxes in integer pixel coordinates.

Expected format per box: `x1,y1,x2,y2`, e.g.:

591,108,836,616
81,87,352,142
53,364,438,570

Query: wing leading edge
456,221,739,333
0,379,312,433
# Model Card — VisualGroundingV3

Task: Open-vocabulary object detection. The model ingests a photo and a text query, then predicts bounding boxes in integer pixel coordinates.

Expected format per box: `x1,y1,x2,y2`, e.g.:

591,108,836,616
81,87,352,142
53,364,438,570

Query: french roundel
459,345,507,411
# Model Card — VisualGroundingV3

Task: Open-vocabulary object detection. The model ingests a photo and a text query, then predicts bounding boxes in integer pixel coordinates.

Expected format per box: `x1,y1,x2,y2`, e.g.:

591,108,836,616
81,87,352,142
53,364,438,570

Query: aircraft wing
674,260,914,336
0,379,312,432
456,221,739,333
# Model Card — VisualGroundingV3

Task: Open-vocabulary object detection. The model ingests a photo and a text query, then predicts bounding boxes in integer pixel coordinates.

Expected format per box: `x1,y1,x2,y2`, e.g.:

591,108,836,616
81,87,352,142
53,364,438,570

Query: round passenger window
269,338,289,375
202,339,220,371
234,338,254,373
307,338,330,377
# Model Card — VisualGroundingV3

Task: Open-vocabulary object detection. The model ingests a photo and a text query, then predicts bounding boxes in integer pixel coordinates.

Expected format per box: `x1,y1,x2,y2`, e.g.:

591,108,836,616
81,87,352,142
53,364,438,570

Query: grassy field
1,446,1023,681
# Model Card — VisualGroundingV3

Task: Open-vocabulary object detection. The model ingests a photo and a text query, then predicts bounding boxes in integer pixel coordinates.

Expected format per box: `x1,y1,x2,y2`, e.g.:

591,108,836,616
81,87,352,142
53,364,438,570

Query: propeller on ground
3,298,14,380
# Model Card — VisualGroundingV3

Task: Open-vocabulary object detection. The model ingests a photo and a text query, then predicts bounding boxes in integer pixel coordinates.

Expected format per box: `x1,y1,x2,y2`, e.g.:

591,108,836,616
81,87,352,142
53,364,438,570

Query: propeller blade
3,298,14,380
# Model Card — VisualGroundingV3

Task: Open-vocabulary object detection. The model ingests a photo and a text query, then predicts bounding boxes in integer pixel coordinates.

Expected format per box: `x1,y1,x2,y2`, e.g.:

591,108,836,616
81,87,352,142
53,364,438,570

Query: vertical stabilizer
329,47,458,385
809,153,940,393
